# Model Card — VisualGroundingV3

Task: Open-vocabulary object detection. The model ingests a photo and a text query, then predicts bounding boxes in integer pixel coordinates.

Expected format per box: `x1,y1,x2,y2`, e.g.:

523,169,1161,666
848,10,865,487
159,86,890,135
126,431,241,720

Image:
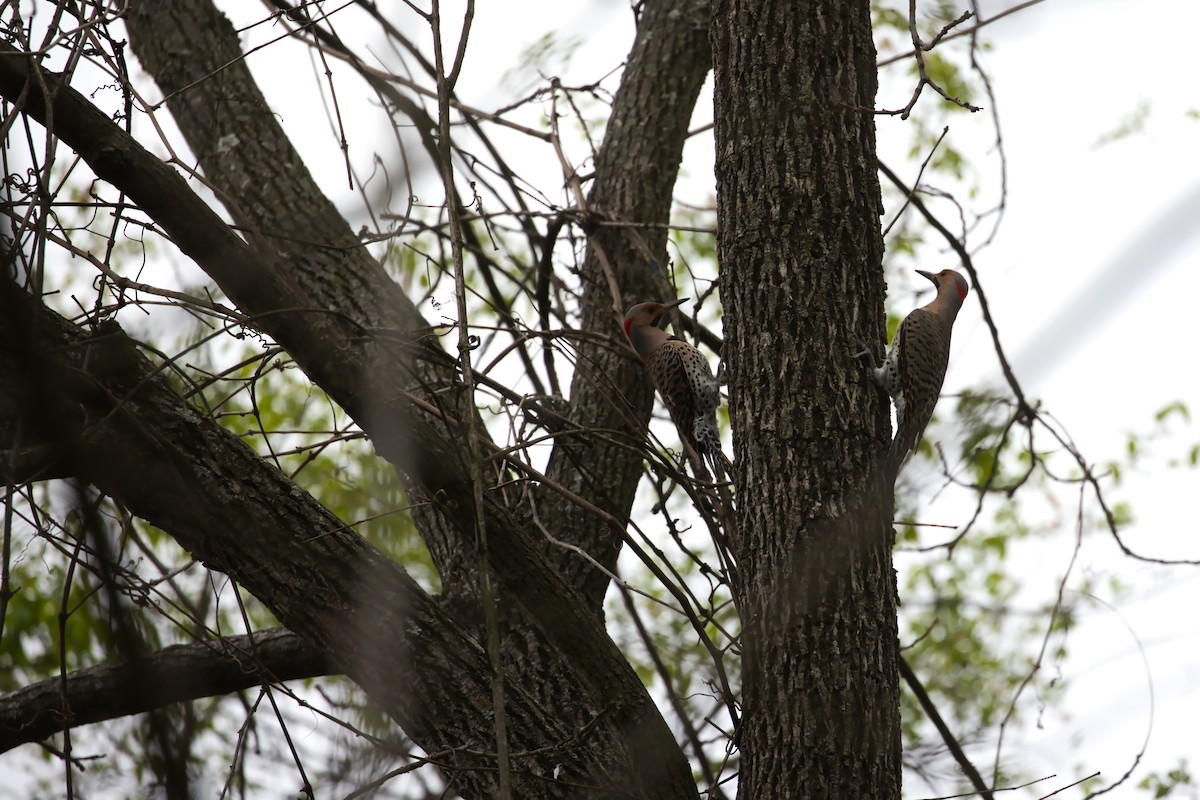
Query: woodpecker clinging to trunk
623,299,727,472
865,268,969,473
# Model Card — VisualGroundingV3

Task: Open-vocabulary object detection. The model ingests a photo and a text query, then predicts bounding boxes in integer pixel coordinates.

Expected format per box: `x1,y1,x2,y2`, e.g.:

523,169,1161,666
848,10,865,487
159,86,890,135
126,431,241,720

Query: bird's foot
851,331,879,371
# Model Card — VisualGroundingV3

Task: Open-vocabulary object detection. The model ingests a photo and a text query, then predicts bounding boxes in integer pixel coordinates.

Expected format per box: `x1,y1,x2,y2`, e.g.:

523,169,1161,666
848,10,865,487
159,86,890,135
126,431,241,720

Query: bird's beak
915,269,937,288
654,297,688,328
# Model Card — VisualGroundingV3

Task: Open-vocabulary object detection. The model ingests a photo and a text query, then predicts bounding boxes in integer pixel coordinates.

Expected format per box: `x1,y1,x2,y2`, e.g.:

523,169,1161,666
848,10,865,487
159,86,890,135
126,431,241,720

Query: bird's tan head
623,298,687,339
623,298,686,356
916,269,969,307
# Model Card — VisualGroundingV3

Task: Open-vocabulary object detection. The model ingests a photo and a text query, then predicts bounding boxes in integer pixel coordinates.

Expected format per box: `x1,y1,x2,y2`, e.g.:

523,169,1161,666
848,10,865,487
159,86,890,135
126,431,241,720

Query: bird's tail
887,427,917,479
694,413,732,482
704,447,733,482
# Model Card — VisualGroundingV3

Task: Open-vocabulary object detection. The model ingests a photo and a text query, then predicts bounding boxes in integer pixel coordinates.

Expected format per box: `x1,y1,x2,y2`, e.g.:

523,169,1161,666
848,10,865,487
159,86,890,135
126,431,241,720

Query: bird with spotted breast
623,298,728,474
862,268,969,475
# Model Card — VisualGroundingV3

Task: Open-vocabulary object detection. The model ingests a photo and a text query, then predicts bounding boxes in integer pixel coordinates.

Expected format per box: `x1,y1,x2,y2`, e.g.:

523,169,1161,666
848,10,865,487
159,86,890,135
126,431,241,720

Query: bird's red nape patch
623,317,634,339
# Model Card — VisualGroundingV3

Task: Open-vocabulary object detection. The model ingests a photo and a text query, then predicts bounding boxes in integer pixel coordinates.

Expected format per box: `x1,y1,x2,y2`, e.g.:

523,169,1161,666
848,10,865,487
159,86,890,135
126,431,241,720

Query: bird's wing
648,340,699,432
895,308,951,448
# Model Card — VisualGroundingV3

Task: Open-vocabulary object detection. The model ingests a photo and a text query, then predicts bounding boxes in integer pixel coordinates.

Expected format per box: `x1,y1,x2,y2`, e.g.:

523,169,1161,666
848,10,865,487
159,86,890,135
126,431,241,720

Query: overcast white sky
942,0,1200,792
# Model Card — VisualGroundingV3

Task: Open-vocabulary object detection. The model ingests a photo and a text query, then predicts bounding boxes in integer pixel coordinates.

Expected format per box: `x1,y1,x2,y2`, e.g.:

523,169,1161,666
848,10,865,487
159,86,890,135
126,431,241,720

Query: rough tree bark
712,0,902,797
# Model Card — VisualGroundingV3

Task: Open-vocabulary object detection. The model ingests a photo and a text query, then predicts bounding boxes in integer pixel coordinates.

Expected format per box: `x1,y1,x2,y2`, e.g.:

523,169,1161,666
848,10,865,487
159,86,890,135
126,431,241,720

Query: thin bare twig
878,0,1046,67
878,1,981,118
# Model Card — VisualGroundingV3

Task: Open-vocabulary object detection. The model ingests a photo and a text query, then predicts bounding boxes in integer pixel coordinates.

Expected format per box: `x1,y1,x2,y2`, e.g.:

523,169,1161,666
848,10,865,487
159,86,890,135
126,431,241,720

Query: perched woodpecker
867,269,969,472
623,299,726,471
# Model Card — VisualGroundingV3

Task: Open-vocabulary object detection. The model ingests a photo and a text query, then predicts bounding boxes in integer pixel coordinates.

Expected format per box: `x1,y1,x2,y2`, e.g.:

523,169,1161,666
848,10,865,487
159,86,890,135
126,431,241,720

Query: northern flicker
864,268,969,472
623,299,727,471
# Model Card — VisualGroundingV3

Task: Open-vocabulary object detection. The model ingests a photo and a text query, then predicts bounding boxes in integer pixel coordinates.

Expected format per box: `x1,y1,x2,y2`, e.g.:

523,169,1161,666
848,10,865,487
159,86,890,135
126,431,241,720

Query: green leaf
1093,99,1151,148
1155,400,1190,424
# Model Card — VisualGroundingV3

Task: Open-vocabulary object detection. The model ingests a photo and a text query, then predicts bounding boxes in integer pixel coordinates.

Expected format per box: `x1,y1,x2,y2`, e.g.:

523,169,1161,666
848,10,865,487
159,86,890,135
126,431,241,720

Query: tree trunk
711,1,902,797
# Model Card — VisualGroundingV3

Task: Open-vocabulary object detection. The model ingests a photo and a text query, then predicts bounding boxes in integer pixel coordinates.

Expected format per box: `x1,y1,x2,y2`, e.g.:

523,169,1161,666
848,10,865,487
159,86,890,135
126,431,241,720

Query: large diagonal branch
0,45,697,799
121,0,482,598
0,287,571,790
0,285,696,798
0,629,329,753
